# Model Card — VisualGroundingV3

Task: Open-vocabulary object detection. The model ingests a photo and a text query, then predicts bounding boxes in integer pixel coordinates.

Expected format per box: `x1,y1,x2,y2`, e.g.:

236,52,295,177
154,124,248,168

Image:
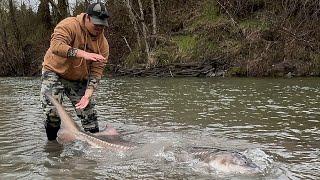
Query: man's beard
88,29,103,39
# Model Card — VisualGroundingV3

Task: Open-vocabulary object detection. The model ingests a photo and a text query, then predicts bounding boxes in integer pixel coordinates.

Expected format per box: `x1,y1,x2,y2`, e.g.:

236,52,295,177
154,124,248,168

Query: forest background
0,0,319,77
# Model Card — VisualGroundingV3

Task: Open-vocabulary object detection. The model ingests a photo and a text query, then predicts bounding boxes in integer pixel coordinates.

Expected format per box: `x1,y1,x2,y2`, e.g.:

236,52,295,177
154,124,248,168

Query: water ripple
0,77,319,179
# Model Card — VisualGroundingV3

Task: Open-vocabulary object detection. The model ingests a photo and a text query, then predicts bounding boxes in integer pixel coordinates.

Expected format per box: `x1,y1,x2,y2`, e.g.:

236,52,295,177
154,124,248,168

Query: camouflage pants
40,70,99,133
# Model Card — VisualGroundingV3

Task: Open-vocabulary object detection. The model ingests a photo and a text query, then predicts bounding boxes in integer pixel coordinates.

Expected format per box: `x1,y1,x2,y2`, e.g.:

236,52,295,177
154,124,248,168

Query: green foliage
154,48,174,65
193,39,219,60
239,19,269,31
201,1,219,22
124,49,144,68
190,1,220,31
172,35,197,55
226,67,247,77
1,0,320,76
170,35,199,63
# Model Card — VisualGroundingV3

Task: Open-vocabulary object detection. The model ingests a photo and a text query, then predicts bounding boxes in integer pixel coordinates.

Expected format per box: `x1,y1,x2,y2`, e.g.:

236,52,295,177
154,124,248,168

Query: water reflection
0,77,319,179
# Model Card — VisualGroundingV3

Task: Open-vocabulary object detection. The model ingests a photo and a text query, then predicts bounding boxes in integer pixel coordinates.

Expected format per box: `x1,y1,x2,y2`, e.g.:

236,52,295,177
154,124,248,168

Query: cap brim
91,16,108,26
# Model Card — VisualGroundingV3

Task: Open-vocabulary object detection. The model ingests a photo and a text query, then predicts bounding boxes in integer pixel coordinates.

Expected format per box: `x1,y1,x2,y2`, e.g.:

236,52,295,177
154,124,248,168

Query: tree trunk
0,25,9,51
123,0,141,49
150,0,157,48
137,0,151,65
38,0,52,29
0,5,9,51
48,0,62,20
8,0,26,75
57,0,69,21
8,0,23,50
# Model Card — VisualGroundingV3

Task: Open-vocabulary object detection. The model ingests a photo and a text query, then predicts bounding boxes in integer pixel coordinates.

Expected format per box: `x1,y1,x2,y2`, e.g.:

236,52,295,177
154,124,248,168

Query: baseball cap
86,2,109,26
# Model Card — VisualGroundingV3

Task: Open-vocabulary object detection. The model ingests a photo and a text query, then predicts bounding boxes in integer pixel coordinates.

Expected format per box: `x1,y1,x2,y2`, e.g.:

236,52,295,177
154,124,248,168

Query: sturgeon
45,93,261,174
45,93,136,151
190,148,262,174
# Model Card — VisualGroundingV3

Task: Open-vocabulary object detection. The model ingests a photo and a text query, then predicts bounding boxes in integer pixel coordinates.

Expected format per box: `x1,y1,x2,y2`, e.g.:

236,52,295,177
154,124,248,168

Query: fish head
229,152,261,174
206,152,262,174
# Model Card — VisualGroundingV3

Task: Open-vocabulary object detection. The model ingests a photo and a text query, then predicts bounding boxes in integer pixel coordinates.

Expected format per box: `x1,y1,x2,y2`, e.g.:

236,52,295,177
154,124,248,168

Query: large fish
45,93,135,151
190,148,262,174
45,93,261,174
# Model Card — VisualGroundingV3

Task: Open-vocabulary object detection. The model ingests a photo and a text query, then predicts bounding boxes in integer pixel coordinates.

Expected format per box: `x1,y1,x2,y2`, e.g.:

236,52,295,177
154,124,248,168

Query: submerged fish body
192,150,262,174
45,93,262,174
45,93,135,151
206,151,261,174
70,131,135,150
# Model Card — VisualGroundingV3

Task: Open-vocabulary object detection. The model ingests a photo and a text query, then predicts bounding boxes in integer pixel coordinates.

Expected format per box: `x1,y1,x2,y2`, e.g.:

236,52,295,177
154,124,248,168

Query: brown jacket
42,13,109,84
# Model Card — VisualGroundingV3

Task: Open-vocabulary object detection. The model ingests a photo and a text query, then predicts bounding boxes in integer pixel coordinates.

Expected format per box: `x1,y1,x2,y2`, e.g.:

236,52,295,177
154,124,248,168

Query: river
0,77,319,179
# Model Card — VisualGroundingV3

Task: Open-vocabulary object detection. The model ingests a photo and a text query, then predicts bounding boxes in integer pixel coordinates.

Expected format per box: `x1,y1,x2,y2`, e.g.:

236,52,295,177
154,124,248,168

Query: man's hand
76,96,90,109
76,88,94,110
77,49,105,62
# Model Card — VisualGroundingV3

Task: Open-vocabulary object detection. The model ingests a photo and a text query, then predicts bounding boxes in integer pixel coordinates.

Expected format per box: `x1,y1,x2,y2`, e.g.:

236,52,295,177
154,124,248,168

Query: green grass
190,0,221,31
239,19,269,30
124,49,142,67
154,47,175,65
192,39,219,59
172,35,197,54
202,1,219,22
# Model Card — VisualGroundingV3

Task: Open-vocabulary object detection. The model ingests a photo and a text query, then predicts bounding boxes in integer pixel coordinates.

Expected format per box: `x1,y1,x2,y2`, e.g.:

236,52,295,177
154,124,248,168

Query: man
40,2,110,140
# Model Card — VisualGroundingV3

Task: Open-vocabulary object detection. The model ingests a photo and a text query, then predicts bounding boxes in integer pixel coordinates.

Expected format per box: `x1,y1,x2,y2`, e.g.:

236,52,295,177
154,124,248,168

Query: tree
150,0,157,47
123,0,141,50
8,0,22,50
122,0,160,66
38,0,52,29
57,0,69,21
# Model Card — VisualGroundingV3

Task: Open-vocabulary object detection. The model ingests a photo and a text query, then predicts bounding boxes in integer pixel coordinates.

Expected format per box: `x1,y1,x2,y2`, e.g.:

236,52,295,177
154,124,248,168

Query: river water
0,77,319,179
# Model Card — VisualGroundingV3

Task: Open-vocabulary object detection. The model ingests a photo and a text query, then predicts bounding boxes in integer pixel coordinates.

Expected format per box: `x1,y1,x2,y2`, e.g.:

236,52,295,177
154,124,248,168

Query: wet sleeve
87,77,100,90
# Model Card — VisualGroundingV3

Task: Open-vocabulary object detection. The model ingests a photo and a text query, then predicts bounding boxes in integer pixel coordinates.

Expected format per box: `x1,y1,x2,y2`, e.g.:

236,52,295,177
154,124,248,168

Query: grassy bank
117,0,320,77
1,0,319,77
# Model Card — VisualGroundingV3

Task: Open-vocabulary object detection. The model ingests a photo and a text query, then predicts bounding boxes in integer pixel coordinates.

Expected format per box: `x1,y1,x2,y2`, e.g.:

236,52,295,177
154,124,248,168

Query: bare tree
150,0,157,47
48,0,61,16
48,0,69,24
123,0,141,49
8,0,23,49
0,4,9,51
57,0,69,21
137,0,151,65
38,0,52,29
122,0,158,65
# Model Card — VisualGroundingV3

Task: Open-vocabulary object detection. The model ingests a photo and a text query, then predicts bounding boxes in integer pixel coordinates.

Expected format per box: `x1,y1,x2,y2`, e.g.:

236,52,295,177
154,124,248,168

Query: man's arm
50,20,74,57
75,38,109,110
50,19,105,62
76,49,105,62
